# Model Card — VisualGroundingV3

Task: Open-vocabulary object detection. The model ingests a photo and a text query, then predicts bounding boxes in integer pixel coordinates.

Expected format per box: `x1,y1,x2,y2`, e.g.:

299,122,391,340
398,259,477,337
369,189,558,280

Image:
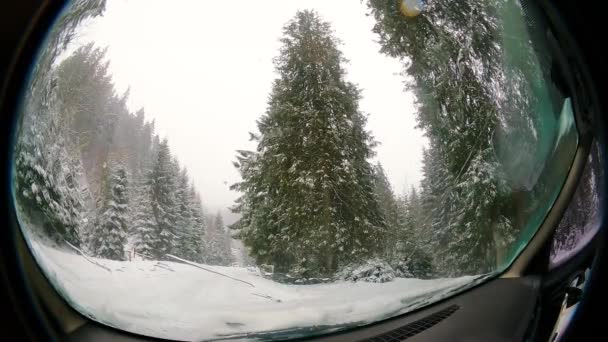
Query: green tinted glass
500,98,578,269
494,0,578,270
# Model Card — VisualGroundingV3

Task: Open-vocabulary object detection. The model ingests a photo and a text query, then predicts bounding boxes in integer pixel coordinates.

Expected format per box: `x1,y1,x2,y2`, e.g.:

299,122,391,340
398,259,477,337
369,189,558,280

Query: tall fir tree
189,185,207,259
30,0,107,94
174,169,203,261
204,212,232,266
55,44,122,199
92,163,129,260
14,69,88,247
130,175,158,258
367,0,524,274
374,163,408,254
149,139,179,258
232,10,385,276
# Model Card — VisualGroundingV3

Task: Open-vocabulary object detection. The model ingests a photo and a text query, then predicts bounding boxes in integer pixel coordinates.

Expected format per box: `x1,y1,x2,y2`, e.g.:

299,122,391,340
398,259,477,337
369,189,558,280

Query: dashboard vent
362,305,460,342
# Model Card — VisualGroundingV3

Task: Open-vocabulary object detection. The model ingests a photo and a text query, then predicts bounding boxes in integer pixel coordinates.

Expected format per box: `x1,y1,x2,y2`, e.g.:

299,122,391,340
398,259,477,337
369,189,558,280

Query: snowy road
29,239,479,341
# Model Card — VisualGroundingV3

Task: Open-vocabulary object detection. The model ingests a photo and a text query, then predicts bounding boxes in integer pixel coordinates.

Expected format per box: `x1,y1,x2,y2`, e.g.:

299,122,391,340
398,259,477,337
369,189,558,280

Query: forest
230,1,552,278
14,3,233,265
14,0,575,281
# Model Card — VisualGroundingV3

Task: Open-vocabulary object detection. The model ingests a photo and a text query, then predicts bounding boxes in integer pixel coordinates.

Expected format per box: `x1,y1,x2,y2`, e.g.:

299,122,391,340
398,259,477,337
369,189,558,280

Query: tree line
230,10,432,278
367,0,559,275
16,0,552,279
15,0,232,264
232,2,548,278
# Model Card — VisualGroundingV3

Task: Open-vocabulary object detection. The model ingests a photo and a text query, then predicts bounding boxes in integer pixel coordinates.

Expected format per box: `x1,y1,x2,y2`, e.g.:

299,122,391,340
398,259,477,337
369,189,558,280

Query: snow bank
28,239,480,341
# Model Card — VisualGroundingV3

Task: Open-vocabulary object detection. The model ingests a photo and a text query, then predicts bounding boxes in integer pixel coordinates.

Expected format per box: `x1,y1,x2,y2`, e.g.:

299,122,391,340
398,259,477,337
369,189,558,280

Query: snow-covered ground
230,238,252,267
29,239,481,341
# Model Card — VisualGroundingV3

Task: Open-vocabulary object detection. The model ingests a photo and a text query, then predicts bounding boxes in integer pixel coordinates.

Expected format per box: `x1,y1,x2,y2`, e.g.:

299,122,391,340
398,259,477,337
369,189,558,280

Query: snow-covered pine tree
213,212,232,265
189,185,206,259
372,163,400,253
30,0,107,94
418,147,453,263
169,158,185,256
201,211,230,265
14,68,89,247
367,0,521,274
15,0,116,249
173,168,203,261
132,109,156,178
55,44,120,199
402,188,434,278
92,163,129,260
232,10,385,276
64,143,96,251
130,174,158,259
149,139,179,258
390,194,413,274
16,17,215,263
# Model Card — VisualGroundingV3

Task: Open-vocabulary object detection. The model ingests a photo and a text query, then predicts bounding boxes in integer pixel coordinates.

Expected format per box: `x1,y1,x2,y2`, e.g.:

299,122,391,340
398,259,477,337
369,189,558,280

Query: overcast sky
72,0,426,213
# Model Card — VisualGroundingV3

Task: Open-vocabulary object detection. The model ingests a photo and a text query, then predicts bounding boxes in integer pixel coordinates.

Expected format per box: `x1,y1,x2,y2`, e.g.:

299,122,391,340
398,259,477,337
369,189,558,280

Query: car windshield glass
13,0,578,340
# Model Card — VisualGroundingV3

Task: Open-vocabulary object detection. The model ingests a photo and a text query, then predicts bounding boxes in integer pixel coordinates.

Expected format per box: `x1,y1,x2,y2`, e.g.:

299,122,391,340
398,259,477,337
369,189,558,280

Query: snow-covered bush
391,250,435,279
338,258,396,283
393,260,414,278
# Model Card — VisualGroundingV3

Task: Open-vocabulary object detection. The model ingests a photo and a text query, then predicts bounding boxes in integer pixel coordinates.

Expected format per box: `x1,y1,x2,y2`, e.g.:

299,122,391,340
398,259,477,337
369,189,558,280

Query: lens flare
400,0,423,18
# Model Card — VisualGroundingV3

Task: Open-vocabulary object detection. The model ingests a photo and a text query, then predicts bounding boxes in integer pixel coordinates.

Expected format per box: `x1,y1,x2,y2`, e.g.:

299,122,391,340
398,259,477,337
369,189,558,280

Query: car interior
0,1,606,341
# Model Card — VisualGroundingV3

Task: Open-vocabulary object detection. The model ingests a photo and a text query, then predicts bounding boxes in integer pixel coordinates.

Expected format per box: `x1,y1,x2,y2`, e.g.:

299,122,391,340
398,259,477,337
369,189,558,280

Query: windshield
13,0,577,340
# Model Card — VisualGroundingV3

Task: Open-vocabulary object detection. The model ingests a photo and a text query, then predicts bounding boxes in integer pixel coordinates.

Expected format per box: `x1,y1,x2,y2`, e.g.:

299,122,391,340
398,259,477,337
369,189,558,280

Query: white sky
73,0,426,213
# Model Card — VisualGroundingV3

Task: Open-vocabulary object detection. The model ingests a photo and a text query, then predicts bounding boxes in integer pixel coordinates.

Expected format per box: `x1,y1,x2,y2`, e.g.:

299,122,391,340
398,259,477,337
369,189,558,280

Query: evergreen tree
402,188,434,278
372,163,403,258
30,0,107,93
367,0,522,274
14,73,87,247
92,163,129,260
17,22,211,264
205,212,232,266
232,10,385,276
372,181,433,278
406,187,423,229
189,185,207,259
55,44,121,198
130,176,158,258
174,168,203,261
149,139,179,258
